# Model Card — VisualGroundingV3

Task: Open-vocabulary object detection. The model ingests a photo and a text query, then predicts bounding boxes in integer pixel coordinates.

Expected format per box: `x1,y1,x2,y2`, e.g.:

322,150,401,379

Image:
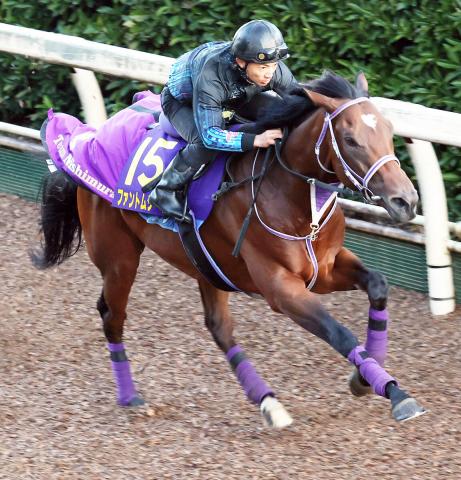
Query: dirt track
1,192,460,479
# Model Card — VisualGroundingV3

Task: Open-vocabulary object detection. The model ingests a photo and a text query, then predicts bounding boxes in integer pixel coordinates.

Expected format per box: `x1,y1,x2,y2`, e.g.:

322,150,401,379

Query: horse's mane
249,70,364,132
306,69,364,100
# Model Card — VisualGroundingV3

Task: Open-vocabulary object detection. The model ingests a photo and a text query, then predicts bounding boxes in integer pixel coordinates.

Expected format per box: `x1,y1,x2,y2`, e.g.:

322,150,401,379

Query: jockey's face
236,58,278,87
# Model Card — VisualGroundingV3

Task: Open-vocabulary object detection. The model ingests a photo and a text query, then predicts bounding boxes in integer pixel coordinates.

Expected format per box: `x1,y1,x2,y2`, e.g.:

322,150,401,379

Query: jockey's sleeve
193,74,256,152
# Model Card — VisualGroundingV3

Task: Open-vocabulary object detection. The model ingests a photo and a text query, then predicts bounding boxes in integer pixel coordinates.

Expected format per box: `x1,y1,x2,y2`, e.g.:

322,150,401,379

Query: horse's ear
303,89,341,113
355,72,369,96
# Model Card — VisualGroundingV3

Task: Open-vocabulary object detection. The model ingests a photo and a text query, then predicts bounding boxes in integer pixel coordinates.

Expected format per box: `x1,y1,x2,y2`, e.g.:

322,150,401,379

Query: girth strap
177,215,239,292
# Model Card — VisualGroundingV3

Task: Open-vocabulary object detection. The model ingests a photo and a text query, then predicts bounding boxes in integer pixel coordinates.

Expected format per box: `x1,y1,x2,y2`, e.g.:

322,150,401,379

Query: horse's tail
30,171,82,269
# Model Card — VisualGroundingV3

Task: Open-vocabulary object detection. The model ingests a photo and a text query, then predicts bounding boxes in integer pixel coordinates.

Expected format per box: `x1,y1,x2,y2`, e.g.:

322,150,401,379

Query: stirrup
171,209,192,224
148,189,192,224
165,202,192,224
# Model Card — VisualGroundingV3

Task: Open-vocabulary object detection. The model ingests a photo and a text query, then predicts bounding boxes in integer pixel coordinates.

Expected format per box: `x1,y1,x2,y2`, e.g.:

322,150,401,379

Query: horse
31,71,425,428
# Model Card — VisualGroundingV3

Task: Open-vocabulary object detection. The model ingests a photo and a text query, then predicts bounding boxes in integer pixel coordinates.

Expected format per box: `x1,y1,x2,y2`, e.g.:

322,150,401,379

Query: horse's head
305,73,418,223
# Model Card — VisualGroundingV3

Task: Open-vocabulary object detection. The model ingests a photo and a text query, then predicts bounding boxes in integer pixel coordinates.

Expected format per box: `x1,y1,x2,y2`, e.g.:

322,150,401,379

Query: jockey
148,19,299,223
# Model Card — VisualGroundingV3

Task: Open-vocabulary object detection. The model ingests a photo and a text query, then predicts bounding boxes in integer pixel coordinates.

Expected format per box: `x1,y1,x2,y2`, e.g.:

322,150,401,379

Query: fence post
71,68,107,127
406,139,455,315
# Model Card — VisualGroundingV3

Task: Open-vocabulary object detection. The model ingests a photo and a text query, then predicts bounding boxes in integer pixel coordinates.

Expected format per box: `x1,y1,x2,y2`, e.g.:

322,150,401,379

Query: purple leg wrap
347,345,396,397
108,343,137,406
226,345,274,405
365,308,388,366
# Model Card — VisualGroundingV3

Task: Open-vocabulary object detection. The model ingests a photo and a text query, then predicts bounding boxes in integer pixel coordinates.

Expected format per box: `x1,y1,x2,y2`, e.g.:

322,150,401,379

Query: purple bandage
347,345,396,397
365,308,388,366
369,308,388,322
226,345,273,405
108,343,137,406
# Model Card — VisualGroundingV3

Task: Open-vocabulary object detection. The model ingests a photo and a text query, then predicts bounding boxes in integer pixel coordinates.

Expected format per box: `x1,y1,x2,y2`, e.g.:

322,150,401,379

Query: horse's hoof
260,396,293,429
120,396,146,407
348,368,372,397
391,397,427,422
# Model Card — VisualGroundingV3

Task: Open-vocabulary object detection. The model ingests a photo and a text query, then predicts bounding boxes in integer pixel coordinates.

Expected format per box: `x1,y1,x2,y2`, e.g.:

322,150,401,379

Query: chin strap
234,60,255,85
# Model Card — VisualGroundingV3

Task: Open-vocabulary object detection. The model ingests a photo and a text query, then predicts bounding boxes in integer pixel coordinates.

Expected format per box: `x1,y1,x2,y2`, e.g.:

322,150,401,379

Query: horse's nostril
390,197,409,211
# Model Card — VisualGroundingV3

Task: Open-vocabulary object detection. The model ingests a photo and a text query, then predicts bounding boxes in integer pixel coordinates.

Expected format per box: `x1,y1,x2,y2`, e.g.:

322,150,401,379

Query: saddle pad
42,91,228,223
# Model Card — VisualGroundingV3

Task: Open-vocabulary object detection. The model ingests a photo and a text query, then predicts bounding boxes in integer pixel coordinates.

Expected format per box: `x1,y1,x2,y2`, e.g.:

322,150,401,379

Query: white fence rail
0,23,174,85
0,22,459,315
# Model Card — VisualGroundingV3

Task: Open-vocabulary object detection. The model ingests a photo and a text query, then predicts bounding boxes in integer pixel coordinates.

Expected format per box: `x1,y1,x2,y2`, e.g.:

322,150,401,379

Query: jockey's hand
253,129,283,148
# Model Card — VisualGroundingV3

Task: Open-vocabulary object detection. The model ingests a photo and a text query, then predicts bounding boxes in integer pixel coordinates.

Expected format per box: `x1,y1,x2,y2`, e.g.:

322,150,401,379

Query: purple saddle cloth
42,91,228,223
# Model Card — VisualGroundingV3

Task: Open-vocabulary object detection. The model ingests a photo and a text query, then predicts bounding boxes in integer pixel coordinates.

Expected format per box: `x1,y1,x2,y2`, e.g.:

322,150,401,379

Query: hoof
391,397,426,422
119,396,145,407
260,396,293,429
348,368,372,397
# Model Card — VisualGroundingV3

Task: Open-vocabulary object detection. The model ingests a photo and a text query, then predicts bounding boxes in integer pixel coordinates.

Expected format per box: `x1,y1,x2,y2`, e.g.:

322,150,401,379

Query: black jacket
166,41,298,151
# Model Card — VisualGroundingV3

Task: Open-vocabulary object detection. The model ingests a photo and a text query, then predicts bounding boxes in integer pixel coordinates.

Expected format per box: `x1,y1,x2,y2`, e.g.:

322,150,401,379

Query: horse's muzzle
383,190,419,223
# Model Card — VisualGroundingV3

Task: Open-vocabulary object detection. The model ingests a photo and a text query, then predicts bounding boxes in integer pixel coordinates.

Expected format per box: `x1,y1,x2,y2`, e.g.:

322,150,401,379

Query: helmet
230,20,289,64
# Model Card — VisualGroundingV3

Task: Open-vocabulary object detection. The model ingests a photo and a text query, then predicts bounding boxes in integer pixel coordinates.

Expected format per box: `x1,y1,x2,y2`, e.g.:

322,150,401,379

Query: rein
231,147,275,257
274,140,360,199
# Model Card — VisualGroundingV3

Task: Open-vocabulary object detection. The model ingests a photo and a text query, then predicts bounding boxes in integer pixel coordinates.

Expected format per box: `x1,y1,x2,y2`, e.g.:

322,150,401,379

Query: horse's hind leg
198,279,292,428
97,281,145,407
79,192,144,407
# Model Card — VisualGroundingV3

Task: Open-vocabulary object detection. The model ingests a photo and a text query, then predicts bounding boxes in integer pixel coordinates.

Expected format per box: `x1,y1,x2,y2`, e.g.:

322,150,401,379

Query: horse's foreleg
263,271,425,422
320,248,391,396
198,279,292,428
328,248,390,366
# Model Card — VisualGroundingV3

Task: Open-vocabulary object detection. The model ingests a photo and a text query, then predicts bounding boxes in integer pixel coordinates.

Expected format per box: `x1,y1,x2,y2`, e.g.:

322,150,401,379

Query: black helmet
231,20,289,64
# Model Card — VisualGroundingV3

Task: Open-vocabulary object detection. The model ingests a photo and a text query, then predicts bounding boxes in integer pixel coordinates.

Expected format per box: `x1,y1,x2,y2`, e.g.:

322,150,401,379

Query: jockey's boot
148,151,197,223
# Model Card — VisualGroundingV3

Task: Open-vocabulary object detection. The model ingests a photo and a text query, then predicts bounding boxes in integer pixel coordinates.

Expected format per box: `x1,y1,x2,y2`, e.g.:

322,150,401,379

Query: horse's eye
344,136,360,148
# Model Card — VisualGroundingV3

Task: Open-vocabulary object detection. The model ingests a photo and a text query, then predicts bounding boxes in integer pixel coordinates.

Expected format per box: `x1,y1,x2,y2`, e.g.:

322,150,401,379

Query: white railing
0,23,174,84
0,22,459,315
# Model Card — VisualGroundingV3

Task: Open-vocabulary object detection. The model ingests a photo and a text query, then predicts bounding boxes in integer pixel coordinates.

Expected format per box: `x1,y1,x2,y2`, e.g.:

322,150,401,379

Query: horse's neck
231,110,340,231
237,111,337,232
285,109,337,182
249,110,340,230
270,109,337,210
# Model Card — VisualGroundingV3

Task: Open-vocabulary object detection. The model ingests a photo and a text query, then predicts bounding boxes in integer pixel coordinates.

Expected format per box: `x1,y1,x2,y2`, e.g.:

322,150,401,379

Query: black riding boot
148,151,199,223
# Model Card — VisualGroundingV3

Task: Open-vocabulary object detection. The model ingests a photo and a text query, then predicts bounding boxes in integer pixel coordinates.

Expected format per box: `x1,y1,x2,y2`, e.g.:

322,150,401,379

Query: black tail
30,171,82,269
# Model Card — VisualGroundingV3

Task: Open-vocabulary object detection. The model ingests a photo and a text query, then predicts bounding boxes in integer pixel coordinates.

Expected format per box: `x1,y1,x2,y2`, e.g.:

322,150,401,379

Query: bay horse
31,71,425,427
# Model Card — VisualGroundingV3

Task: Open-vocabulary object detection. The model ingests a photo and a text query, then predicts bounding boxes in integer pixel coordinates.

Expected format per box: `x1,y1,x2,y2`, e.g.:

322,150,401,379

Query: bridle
275,97,400,203
314,96,399,202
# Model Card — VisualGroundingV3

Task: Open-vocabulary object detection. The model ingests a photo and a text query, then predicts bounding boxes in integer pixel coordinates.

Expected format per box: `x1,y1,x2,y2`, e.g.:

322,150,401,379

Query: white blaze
361,113,377,129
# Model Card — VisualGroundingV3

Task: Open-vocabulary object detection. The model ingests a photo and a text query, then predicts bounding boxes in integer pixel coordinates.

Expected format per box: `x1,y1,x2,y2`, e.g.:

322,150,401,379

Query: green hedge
1,0,460,218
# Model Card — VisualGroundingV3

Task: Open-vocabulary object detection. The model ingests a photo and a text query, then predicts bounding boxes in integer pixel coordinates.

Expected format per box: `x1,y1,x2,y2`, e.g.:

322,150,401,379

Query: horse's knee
366,270,389,308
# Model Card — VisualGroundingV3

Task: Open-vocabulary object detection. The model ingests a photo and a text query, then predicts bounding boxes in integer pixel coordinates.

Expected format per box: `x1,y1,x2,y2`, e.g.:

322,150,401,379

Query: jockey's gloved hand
254,129,283,148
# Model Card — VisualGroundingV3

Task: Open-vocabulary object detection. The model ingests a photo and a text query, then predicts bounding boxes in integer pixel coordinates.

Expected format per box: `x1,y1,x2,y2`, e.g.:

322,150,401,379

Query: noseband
314,96,399,202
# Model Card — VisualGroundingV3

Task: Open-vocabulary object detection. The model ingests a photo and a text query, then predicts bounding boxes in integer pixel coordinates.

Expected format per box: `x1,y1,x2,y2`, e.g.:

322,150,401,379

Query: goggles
255,45,289,62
